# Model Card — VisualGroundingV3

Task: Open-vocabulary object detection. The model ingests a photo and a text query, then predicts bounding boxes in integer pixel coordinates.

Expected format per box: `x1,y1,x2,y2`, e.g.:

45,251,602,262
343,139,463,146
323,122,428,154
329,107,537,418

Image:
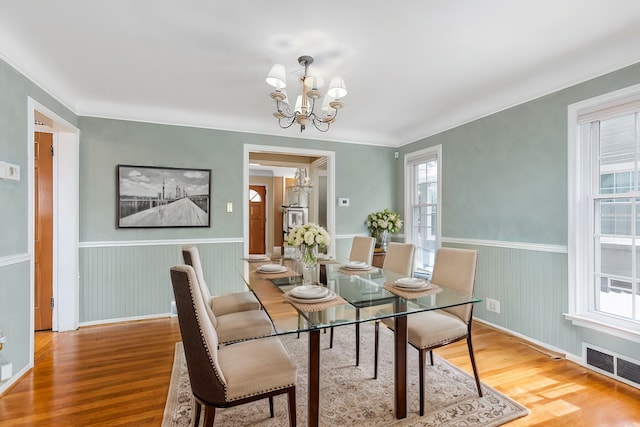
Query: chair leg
269,396,275,418
429,349,434,366
203,405,216,427
287,387,297,427
194,401,202,426
419,349,425,416
374,321,380,379
329,326,334,348
466,335,483,397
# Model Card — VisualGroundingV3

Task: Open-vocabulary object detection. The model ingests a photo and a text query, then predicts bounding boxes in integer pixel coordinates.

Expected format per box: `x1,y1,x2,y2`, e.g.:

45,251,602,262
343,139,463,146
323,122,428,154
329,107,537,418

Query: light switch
226,202,233,213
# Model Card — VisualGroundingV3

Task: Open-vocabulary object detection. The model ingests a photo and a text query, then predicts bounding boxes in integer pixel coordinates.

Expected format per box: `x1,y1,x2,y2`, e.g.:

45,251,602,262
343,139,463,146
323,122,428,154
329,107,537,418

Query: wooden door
249,185,266,254
34,132,54,331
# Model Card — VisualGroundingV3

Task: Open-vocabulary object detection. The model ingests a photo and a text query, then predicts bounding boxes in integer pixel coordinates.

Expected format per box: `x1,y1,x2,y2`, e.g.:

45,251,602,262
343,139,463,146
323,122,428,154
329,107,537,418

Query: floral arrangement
285,223,331,249
366,208,403,234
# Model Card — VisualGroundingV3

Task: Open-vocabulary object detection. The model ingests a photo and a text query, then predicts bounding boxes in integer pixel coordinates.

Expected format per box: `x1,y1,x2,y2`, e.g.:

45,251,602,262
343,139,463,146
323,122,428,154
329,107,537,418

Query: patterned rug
162,323,528,426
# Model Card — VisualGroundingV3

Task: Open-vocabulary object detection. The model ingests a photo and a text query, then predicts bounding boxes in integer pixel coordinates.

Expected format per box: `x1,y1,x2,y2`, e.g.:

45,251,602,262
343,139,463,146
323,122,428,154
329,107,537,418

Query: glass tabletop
239,258,480,336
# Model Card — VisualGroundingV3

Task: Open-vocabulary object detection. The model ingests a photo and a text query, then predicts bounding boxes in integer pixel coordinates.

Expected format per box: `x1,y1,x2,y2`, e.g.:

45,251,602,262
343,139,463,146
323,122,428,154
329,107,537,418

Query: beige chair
182,246,260,316
328,236,376,348
348,236,376,265
170,265,297,426
374,247,482,415
370,242,416,374
381,242,415,276
182,246,273,344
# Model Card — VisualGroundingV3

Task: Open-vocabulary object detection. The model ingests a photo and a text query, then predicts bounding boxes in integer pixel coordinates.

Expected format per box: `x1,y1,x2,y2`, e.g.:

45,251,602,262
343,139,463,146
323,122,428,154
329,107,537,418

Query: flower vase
299,243,318,285
373,229,389,252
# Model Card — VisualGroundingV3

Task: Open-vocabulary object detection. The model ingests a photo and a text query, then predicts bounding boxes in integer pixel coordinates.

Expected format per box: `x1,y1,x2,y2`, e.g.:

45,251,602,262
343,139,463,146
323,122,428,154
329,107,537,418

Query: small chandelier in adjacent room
290,168,313,194
266,55,347,132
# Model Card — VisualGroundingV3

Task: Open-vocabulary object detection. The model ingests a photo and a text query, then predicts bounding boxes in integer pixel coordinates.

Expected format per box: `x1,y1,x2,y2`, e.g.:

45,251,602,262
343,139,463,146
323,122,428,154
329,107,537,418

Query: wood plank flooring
1,314,640,426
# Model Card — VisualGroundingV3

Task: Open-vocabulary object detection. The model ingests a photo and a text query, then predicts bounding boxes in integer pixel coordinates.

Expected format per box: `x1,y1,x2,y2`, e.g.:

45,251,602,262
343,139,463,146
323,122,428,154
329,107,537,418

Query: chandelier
289,168,313,194
266,55,347,132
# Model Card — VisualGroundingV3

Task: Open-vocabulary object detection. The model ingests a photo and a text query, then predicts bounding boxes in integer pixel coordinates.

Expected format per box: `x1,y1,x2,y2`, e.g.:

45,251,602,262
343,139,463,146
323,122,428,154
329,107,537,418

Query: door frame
28,97,80,336
243,144,335,258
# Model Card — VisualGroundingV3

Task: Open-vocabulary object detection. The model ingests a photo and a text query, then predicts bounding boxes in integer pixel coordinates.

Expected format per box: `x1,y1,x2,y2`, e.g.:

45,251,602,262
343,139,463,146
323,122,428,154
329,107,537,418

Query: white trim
474,317,577,360
79,313,172,328
243,144,336,259
441,236,568,254
0,253,30,268
564,314,640,344
567,84,640,339
404,145,442,269
78,237,244,249
29,98,81,334
0,362,32,397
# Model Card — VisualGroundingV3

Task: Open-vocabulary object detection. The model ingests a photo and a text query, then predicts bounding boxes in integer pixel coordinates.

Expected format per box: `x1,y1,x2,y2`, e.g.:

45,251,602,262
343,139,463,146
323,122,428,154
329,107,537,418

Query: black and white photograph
116,165,211,228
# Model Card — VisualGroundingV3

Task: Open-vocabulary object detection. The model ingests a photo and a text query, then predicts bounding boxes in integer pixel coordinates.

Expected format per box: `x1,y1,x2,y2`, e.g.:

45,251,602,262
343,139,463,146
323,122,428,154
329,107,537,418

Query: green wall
399,61,640,359
0,57,77,391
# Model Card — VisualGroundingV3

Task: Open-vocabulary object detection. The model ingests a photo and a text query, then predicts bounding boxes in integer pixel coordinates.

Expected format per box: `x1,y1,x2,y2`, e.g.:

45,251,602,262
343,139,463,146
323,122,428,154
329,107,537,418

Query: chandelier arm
311,118,330,132
275,99,295,119
278,116,297,129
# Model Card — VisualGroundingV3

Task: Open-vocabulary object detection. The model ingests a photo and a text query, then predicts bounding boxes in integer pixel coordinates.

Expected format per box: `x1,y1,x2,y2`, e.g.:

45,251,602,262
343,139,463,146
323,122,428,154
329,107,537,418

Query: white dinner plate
285,289,337,304
395,277,426,288
257,264,287,273
289,285,329,299
249,254,270,261
343,261,370,270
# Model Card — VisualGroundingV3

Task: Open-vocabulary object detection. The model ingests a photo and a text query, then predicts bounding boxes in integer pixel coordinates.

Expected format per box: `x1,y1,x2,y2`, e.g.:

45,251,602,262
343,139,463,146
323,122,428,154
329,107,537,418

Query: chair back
431,247,478,322
382,242,415,276
170,265,227,405
349,236,376,265
182,246,214,299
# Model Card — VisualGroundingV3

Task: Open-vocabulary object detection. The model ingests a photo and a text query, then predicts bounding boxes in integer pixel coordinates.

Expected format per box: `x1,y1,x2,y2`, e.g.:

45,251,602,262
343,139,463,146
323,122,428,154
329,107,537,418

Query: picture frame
116,164,211,228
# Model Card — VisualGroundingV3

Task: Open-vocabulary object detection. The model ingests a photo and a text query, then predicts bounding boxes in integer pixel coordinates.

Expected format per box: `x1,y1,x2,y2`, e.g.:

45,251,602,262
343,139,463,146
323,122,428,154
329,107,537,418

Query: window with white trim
405,145,441,277
569,86,640,336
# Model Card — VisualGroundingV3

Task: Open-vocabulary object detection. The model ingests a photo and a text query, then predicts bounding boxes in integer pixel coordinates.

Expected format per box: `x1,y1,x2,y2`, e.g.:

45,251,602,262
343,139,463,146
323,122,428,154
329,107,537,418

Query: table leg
394,314,407,419
308,329,321,427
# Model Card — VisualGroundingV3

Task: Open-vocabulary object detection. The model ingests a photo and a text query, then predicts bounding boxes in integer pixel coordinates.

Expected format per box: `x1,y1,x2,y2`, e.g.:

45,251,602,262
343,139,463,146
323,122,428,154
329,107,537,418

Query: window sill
564,313,640,344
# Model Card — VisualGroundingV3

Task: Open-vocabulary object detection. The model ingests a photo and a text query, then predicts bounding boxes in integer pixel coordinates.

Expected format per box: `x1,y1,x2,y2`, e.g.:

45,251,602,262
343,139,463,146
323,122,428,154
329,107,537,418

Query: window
568,85,640,339
405,146,441,277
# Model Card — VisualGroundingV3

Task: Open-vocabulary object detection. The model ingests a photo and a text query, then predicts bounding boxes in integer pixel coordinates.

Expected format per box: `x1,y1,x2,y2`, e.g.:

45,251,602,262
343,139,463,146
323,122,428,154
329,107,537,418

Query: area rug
162,323,528,426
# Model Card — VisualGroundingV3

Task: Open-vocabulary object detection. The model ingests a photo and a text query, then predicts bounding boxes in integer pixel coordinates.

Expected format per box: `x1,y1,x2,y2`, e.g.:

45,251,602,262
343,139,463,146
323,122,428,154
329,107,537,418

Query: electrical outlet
486,298,501,314
0,362,12,381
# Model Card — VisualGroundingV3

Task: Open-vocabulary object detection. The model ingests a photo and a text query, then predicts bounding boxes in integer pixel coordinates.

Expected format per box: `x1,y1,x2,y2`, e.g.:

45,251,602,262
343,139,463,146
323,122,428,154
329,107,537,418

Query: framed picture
116,164,211,228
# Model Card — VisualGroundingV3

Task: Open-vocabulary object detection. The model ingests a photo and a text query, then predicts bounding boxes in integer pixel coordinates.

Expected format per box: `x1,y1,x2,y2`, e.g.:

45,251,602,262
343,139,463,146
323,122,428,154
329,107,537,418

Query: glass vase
299,243,318,285
373,229,389,252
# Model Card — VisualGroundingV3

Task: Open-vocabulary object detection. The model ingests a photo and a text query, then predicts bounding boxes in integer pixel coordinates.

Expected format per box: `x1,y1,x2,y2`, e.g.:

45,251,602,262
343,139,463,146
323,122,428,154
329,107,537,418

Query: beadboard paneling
445,242,580,354
79,241,244,324
0,260,32,383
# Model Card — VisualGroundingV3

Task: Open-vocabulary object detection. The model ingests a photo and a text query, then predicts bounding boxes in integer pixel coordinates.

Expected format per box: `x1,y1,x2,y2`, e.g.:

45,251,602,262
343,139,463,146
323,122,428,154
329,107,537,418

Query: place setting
383,277,442,298
283,284,346,312
339,260,377,274
255,262,291,278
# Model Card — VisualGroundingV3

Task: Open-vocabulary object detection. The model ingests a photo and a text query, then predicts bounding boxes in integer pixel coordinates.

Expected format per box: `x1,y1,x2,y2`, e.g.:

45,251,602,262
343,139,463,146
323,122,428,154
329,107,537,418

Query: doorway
243,144,335,258
28,98,80,336
34,132,54,331
248,185,267,254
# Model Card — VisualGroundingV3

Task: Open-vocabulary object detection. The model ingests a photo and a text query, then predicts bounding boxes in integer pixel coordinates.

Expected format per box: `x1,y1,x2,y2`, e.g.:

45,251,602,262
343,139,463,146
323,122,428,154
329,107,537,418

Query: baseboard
79,312,173,328
474,318,575,360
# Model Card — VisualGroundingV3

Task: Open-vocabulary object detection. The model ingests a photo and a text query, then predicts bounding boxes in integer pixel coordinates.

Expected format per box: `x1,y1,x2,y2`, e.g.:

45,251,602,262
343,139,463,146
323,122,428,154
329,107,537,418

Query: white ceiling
2,1,640,147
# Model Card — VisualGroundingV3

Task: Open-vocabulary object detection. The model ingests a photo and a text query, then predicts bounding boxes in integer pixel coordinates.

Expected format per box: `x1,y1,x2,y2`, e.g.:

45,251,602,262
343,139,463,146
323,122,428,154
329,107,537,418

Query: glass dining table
239,258,480,427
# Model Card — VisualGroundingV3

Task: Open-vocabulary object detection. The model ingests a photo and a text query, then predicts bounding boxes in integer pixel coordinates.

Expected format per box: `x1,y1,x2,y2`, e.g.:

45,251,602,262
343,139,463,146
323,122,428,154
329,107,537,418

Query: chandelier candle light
266,55,347,132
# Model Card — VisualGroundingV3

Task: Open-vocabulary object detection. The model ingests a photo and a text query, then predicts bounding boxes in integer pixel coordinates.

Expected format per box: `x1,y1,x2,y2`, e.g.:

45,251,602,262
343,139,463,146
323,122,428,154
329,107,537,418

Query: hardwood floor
1,315,640,426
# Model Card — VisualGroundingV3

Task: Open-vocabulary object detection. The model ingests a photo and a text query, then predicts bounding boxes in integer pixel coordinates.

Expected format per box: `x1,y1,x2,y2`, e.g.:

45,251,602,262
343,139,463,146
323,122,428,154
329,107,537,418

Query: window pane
598,198,631,236
598,275,633,318
410,156,438,275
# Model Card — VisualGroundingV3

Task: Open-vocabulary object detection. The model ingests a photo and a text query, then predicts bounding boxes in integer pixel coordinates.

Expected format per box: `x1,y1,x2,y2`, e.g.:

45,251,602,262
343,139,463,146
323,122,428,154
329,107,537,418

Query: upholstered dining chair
369,242,416,375
349,236,376,265
182,246,261,316
182,246,274,344
170,265,297,427
374,247,482,415
381,242,415,276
